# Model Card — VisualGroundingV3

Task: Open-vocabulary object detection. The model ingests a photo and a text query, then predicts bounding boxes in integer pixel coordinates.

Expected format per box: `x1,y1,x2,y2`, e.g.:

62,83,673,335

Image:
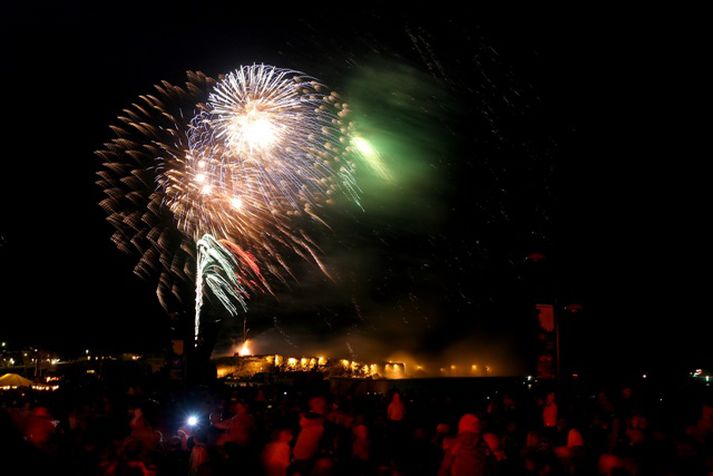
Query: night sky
1,5,709,375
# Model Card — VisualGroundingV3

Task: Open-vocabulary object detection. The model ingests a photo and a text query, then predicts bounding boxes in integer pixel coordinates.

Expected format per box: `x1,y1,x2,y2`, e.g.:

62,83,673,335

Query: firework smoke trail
194,234,247,346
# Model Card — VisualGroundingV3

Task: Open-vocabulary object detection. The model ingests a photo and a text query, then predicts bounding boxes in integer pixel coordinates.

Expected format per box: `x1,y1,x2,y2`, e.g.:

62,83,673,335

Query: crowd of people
1,371,711,475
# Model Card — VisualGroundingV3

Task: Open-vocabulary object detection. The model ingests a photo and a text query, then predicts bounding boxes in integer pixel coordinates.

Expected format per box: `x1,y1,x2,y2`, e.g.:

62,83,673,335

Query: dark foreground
1,371,711,476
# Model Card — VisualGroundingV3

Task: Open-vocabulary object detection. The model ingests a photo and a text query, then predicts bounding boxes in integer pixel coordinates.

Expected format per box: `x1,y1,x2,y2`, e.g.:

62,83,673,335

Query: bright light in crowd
186,415,198,427
195,173,206,183
230,196,243,210
238,339,252,357
201,184,213,195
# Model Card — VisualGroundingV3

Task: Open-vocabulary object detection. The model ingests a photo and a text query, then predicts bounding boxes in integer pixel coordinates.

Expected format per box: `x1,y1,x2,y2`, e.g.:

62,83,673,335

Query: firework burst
98,65,358,342
164,65,358,283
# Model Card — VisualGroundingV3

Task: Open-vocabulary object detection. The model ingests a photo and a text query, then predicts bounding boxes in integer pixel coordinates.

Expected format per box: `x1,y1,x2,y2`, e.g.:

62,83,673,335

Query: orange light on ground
216,367,232,378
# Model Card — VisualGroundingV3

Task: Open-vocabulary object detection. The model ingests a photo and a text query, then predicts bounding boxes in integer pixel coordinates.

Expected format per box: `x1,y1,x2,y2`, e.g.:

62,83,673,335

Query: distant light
85,349,90,355
1,342,5,347
526,375,533,381
238,340,251,357
642,374,647,379
186,416,198,427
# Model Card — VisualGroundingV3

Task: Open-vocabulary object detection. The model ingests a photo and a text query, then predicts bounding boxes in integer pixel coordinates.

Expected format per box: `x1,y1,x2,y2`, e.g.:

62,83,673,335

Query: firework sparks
98,65,359,344
96,71,216,312
194,234,247,345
